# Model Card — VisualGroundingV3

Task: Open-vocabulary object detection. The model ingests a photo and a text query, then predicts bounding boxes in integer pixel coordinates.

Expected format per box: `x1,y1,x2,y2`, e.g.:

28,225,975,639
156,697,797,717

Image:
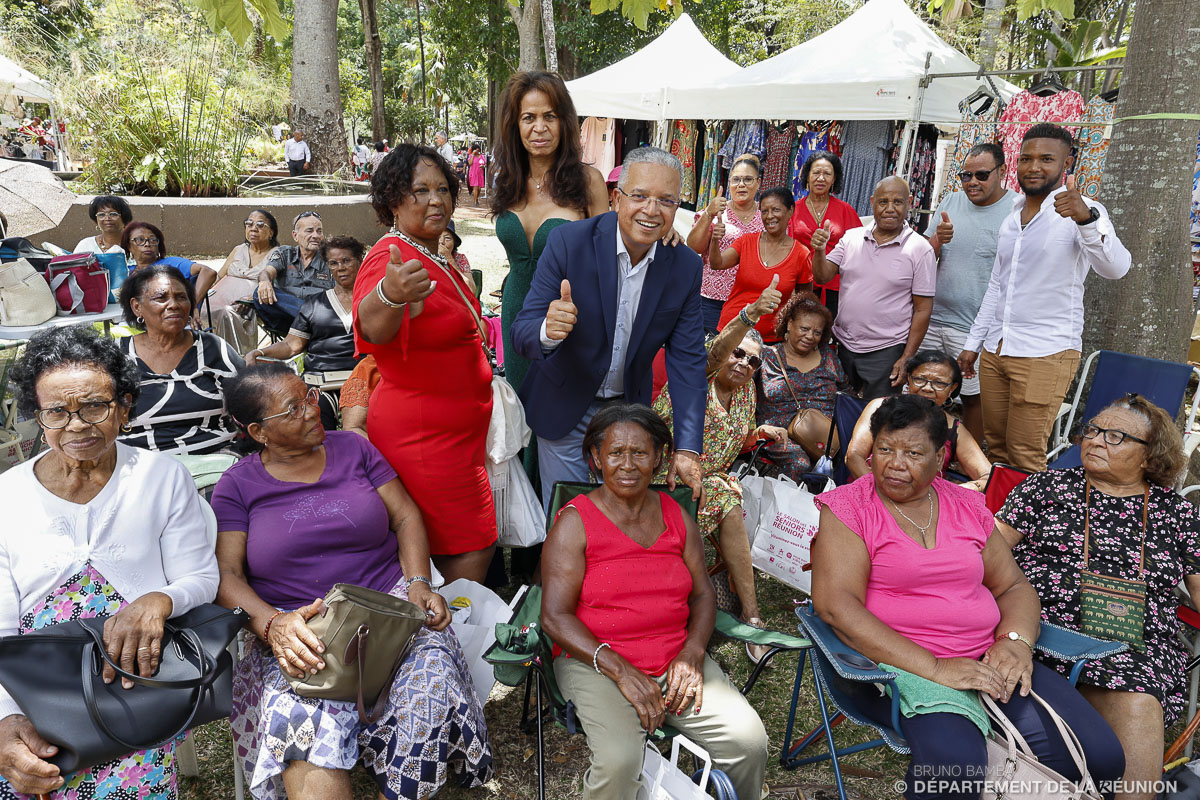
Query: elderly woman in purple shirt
210,362,492,800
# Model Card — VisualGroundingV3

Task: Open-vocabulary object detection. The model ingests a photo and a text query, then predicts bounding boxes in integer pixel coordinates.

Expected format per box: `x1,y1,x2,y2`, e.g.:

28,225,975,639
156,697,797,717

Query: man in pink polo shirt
812,176,936,400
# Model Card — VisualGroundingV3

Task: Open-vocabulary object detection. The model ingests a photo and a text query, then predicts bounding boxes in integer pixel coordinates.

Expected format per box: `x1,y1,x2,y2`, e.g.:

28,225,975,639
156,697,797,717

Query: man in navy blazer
511,147,707,503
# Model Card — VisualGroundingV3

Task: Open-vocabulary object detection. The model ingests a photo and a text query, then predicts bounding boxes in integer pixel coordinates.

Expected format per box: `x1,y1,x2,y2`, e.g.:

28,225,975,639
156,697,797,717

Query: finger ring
138,646,151,651
685,687,696,694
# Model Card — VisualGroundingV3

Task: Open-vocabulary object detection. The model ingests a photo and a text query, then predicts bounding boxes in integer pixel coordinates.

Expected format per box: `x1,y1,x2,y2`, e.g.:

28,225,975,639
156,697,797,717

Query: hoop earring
136,316,144,324
120,423,132,432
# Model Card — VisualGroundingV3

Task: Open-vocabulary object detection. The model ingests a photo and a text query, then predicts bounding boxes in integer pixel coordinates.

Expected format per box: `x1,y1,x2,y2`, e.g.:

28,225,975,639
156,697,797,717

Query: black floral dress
755,343,848,480
999,467,1200,724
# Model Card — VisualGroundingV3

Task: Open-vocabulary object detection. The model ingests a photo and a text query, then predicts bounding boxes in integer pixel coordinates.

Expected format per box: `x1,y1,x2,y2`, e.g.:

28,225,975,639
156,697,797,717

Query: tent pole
922,63,1121,81
899,51,932,179
46,103,65,170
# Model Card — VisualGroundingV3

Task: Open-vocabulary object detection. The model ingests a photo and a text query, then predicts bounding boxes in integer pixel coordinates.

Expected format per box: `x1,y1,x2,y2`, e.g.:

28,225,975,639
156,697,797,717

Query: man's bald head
873,175,910,198
871,175,911,234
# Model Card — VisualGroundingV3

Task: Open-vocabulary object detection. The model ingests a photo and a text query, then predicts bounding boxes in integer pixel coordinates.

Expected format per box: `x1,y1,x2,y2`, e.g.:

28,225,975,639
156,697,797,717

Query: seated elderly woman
338,354,380,440
755,291,848,480
845,350,991,489
246,235,363,430
208,209,281,354
73,195,132,256
0,326,218,799
541,403,768,800
121,220,217,302
811,394,1125,800
211,363,491,800
118,265,244,454
654,282,788,663
996,393,1199,800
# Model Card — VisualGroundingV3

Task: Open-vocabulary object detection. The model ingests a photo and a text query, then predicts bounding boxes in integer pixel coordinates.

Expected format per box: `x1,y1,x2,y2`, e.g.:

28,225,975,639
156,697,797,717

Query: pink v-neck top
815,475,1000,659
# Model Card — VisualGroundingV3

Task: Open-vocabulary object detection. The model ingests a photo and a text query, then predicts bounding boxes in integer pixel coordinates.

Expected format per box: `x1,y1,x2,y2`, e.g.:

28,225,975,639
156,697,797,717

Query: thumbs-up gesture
710,218,726,243
810,220,833,252
545,279,577,341
1054,174,1091,223
705,186,727,219
750,273,783,320
384,244,436,317
935,211,954,244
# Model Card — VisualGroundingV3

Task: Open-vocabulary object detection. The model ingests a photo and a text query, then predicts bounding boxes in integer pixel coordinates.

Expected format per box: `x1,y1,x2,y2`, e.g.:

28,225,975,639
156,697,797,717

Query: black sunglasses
958,164,1004,183
731,347,762,370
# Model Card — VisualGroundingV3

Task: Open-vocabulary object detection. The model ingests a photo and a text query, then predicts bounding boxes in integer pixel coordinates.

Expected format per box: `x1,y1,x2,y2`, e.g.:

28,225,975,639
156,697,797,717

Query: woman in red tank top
541,404,768,800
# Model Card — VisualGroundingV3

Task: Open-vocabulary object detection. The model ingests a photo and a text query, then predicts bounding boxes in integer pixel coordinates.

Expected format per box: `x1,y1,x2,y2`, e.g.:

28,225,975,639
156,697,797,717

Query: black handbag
0,603,247,774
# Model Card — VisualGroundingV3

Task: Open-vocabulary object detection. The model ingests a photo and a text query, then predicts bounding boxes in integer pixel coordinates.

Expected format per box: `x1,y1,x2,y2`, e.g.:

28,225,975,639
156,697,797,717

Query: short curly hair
774,291,833,345
119,264,195,328
9,326,141,418
320,235,365,263
1086,393,1186,488
369,143,460,228
800,151,844,196
870,394,949,453
905,350,963,401
120,220,168,259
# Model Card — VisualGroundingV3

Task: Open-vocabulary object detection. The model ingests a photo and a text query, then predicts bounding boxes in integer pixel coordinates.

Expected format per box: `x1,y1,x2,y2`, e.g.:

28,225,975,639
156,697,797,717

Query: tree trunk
358,0,386,142
415,0,427,111
509,0,543,72
541,0,557,73
1081,0,1200,361
978,0,1005,69
291,0,348,173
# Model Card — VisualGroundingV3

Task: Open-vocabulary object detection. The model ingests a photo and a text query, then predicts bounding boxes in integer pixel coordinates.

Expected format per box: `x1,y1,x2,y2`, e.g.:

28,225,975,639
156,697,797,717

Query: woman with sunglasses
211,363,492,800
208,210,281,354
653,283,789,663
996,394,1199,800
844,350,991,487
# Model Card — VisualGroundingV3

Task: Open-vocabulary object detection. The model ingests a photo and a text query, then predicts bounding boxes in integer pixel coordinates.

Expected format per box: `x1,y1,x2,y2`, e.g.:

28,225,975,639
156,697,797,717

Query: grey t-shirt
266,246,333,300
929,189,1016,332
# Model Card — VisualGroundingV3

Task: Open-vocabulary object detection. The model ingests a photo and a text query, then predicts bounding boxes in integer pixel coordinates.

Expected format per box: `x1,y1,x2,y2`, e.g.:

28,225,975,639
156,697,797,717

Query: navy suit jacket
511,212,707,452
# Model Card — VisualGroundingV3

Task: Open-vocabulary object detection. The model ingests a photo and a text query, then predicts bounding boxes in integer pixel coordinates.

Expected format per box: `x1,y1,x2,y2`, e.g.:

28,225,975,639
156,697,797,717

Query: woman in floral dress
654,286,787,662
0,326,219,800
997,394,1200,800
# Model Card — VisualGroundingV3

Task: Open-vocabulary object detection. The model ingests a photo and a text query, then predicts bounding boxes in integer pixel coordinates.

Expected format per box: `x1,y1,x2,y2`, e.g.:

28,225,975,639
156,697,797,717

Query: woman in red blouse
710,187,812,342
787,150,862,318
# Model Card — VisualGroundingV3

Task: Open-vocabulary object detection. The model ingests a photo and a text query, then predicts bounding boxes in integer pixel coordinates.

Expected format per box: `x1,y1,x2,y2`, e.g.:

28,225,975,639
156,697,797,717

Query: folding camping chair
782,603,1127,800
828,392,867,486
484,482,812,800
983,462,1033,514
1048,350,1200,474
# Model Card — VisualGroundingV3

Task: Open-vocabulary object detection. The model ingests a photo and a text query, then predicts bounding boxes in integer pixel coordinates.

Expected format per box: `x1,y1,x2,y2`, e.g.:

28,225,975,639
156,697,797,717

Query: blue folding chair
1048,350,1200,470
828,392,867,486
780,603,1127,800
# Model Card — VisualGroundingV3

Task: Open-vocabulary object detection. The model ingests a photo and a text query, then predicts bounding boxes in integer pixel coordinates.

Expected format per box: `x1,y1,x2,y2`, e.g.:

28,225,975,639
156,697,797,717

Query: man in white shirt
435,131,455,166
959,123,1131,471
284,130,311,176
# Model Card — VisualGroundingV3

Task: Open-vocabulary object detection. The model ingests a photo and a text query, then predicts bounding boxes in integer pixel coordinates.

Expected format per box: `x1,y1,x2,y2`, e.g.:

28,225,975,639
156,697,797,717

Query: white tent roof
0,55,54,104
663,0,1019,122
565,14,741,121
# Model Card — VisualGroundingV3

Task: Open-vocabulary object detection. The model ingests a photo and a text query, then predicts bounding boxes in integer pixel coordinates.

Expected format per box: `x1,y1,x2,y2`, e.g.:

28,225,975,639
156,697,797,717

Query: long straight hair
491,71,589,218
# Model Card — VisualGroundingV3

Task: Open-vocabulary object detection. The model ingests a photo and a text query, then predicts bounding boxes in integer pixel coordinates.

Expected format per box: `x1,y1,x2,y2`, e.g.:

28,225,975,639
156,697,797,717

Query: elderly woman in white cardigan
0,326,219,800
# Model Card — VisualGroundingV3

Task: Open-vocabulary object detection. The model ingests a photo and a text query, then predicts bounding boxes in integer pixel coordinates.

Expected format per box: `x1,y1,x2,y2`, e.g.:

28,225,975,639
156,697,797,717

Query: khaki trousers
555,653,768,800
979,347,1081,471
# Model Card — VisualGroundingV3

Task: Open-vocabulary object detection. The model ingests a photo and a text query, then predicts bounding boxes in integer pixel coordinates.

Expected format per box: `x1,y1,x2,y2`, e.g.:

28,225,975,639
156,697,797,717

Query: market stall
0,55,65,169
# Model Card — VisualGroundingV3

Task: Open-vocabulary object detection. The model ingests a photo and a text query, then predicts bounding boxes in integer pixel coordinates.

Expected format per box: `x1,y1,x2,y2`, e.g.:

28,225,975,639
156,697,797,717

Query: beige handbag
286,583,426,723
0,258,56,326
982,691,1102,800
768,348,839,460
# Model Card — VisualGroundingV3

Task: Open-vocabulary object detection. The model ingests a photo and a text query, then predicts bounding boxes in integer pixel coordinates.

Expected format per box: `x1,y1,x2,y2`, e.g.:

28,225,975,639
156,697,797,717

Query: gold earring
120,423,132,432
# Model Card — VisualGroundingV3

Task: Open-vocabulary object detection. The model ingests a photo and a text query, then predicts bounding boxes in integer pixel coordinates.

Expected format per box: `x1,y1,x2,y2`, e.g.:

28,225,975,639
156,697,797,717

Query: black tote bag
0,603,247,774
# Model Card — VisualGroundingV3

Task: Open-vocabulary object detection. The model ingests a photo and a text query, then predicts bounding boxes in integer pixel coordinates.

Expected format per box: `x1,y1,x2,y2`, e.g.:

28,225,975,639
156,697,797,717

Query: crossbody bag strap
1083,479,1150,575
1030,691,1101,794
772,346,803,408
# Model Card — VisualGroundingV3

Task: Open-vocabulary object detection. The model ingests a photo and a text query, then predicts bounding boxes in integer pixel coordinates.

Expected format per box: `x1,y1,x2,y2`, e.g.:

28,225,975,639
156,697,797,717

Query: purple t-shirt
211,431,404,610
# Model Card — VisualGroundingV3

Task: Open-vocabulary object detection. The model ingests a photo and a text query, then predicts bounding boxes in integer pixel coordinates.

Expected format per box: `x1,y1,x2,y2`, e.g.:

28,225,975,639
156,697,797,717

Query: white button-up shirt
540,227,657,399
964,186,1131,358
283,138,311,163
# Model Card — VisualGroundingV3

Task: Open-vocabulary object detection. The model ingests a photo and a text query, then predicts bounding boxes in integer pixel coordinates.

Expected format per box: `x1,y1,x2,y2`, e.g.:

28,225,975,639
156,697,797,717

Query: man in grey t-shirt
922,142,1014,443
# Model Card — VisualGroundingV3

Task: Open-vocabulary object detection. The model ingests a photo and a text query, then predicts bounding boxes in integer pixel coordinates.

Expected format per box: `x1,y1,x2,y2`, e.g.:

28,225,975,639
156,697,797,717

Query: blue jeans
253,286,304,334
858,662,1125,800
537,399,605,514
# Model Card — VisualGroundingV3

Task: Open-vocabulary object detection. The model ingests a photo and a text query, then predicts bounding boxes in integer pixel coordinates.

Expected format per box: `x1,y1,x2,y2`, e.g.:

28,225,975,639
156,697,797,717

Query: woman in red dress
353,143,497,583
786,150,862,319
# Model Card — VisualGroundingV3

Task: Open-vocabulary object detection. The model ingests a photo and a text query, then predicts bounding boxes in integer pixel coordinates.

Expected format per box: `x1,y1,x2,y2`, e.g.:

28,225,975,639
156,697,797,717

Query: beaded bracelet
738,308,758,328
263,609,285,642
592,642,611,675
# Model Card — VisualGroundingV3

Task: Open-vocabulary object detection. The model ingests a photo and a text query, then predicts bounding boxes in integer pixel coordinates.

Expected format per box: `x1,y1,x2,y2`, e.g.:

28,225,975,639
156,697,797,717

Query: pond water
237,176,368,197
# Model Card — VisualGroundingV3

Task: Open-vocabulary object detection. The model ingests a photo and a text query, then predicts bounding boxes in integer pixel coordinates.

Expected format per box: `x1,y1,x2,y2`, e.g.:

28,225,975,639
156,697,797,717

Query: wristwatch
1075,206,1101,226
997,630,1034,653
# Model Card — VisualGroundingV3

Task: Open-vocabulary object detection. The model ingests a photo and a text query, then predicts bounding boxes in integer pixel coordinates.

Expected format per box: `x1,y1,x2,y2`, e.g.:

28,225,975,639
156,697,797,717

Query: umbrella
0,157,76,238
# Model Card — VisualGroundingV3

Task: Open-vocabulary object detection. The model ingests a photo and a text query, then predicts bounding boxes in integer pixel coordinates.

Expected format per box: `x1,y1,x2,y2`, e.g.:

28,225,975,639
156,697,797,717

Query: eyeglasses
909,375,953,391
36,399,116,429
260,387,320,423
616,187,680,211
131,236,159,247
729,176,759,186
958,164,1004,183
244,220,270,230
95,211,123,220
731,347,763,369
1080,423,1149,447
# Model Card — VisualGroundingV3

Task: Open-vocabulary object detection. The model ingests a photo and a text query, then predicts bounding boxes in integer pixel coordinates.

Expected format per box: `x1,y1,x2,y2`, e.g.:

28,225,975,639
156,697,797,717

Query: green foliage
386,100,438,143
1015,0,1075,21
244,134,285,165
589,0,685,31
185,0,288,45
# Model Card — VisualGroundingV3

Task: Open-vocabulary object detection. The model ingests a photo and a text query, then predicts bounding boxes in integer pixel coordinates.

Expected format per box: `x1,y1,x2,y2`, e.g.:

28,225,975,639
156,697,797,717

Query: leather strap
351,624,413,725
78,621,218,690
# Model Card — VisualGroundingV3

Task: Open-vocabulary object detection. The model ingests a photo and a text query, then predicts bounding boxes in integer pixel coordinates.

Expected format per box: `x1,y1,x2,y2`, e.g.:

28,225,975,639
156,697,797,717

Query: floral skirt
230,579,493,799
0,562,176,800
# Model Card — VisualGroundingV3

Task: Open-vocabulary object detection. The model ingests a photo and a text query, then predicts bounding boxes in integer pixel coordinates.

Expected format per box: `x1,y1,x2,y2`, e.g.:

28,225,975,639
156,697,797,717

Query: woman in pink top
810,395,1124,800
542,404,767,800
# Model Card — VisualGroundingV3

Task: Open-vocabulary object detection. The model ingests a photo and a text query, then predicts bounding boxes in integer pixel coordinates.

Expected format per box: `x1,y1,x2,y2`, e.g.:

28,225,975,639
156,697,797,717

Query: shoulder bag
45,253,110,316
0,257,56,326
982,691,1102,800
0,603,247,774
1079,481,1148,651
285,583,426,724
769,347,839,461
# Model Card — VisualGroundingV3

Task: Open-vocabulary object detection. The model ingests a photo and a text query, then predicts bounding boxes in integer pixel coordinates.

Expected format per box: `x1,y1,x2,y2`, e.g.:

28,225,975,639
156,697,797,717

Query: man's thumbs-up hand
1054,173,1092,223
935,211,954,245
810,219,833,252
545,279,577,341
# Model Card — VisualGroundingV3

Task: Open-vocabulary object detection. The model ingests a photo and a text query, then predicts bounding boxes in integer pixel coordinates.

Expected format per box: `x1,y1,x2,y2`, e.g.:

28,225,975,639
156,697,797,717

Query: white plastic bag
436,578,511,703
749,475,830,593
486,377,531,465
739,471,767,546
486,457,547,548
636,735,716,800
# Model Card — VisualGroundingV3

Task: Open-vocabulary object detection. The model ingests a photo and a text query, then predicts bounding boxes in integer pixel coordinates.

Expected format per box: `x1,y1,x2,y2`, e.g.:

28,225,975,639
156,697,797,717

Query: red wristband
263,610,284,641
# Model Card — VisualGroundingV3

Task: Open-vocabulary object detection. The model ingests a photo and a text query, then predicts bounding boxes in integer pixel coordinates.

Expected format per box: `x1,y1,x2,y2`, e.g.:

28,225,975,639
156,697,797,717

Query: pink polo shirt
828,224,936,353
814,475,1000,659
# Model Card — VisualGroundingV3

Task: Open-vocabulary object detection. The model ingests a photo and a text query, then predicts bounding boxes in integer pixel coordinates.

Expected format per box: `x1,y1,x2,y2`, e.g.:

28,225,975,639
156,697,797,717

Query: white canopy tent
0,55,54,106
663,0,1019,123
565,13,742,121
